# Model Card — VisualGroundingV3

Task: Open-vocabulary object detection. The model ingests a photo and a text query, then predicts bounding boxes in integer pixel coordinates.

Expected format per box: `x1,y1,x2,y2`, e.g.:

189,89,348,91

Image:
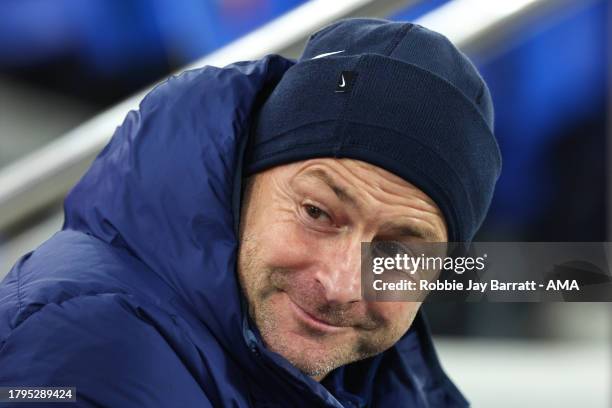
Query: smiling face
237,158,447,381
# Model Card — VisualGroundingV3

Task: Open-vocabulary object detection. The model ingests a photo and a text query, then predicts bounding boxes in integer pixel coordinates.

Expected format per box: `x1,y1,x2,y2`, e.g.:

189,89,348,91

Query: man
0,19,500,407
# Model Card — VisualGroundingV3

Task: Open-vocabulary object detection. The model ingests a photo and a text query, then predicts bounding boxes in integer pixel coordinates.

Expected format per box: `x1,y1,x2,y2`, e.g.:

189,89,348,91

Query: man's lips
286,296,348,333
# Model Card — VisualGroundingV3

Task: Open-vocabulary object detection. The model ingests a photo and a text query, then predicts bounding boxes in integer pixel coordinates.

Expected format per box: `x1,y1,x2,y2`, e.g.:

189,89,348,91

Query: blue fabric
0,55,467,407
249,19,502,243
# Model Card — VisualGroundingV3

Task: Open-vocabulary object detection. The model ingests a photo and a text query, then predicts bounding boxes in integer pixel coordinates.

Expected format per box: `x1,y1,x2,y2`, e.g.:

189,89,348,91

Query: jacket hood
62,55,467,407
64,55,295,372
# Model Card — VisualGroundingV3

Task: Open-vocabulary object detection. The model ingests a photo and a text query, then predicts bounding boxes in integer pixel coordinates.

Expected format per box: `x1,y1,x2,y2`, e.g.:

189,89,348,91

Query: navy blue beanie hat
246,18,502,243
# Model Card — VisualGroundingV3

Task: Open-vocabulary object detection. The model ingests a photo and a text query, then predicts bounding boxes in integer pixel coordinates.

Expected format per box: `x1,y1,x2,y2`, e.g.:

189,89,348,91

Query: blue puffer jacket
0,55,468,407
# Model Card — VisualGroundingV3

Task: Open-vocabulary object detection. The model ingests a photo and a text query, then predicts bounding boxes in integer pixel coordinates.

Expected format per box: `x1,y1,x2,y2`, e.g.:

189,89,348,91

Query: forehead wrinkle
302,168,360,209
375,181,440,213
378,220,442,242
335,160,435,209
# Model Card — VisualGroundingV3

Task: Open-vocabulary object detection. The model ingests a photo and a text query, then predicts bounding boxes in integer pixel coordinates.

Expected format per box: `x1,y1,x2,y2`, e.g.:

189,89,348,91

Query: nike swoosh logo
338,74,346,88
312,50,345,60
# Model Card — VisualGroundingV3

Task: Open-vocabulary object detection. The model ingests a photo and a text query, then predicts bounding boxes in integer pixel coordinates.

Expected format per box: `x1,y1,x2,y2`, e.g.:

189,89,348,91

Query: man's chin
263,329,352,378
257,300,356,378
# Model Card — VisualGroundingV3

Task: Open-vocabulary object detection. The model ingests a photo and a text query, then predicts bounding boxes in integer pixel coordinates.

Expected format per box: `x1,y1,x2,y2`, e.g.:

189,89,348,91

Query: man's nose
314,237,362,305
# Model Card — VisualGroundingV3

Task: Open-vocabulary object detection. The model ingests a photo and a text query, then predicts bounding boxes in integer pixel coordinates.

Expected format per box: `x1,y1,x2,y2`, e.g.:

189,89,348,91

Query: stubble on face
238,230,413,379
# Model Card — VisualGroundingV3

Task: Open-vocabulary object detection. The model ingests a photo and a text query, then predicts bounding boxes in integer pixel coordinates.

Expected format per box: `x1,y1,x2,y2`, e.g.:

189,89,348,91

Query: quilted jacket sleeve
0,293,213,408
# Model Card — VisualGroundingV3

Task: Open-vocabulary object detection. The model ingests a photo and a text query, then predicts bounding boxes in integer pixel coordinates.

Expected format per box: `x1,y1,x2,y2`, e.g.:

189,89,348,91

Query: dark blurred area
474,0,608,243
0,0,303,106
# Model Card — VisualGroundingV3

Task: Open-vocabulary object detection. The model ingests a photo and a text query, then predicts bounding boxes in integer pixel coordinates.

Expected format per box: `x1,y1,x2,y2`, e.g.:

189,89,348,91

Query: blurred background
0,0,609,406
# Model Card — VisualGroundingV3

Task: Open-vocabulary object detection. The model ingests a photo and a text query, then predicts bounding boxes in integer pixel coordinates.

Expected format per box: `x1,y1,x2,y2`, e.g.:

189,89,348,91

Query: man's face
237,158,447,380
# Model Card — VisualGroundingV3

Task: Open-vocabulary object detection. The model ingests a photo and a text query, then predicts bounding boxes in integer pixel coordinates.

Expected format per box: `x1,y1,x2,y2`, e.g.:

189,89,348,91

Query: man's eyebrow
302,169,359,207
379,222,442,242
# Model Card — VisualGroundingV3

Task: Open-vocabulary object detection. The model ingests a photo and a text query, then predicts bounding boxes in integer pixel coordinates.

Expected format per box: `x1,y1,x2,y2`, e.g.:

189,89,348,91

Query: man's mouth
286,295,348,334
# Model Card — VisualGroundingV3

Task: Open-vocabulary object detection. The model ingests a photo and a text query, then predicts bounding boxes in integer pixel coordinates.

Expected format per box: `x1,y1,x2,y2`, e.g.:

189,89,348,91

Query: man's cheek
371,302,420,329
263,223,325,268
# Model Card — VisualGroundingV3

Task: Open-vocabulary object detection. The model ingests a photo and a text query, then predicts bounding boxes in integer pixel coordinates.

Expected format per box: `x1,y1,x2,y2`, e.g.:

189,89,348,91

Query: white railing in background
0,0,413,231
0,0,578,232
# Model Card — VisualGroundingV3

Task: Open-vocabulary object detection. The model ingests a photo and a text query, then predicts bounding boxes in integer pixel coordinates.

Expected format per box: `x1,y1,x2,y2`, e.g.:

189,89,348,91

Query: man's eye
304,204,328,221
